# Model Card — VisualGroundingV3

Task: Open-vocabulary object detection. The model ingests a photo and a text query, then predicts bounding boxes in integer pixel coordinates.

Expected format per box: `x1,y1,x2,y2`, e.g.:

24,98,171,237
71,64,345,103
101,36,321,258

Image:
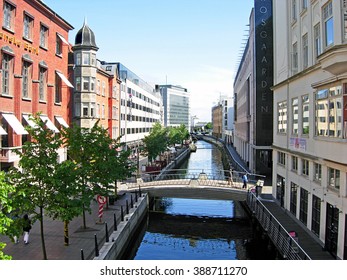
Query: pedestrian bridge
122,169,265,201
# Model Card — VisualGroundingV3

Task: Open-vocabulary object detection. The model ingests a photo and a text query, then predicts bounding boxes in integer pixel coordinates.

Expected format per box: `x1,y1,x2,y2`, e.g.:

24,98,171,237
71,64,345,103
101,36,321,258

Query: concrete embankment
93,193,148,260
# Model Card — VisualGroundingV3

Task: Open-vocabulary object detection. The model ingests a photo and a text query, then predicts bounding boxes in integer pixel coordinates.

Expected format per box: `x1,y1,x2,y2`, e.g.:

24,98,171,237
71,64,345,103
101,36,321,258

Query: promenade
1,187,135,260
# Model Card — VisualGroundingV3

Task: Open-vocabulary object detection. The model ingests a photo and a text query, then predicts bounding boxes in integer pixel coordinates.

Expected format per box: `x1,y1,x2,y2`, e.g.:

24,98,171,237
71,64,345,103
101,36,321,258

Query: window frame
39,66,47,102
277,101,287,134
302,159,309,176
1,52,13,96
292,98,299,135
323,1,334,48
23,13,34,41
302,95,309,135
55,72,62,104
302,33,308,69
3,1,15,31
328,167,340,190
39,23,49,49
22,60,32,99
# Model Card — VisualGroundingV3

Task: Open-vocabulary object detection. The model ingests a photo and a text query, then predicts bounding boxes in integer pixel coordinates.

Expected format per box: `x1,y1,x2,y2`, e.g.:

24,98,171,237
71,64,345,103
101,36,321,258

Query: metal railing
246,192,311,260
125,169,265,190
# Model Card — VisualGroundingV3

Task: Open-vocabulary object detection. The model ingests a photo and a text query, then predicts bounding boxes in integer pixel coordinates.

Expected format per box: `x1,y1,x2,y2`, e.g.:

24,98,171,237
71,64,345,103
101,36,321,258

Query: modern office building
156,85,190,128
101,62,162,148
273,0,347,259
233,0,274,178
0,0,73,170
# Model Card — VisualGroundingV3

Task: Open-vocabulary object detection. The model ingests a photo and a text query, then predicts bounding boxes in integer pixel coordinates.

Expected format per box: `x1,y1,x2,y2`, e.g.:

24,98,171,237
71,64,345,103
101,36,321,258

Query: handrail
246,192,311,260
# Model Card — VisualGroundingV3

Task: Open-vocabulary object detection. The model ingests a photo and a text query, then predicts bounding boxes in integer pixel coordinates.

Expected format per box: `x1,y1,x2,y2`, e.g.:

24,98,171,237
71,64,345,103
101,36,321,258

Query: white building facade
273,0,347,259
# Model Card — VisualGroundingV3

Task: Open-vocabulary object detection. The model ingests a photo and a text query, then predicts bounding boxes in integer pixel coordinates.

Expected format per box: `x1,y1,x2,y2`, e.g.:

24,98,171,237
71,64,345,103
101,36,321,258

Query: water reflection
130,141,252,260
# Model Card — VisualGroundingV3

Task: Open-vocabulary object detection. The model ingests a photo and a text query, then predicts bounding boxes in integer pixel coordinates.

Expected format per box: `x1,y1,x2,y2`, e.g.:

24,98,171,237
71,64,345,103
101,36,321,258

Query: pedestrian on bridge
242,173,248,189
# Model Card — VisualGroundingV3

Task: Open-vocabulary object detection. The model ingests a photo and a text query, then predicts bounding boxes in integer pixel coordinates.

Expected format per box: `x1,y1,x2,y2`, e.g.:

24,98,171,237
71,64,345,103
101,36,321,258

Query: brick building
0,0,73,170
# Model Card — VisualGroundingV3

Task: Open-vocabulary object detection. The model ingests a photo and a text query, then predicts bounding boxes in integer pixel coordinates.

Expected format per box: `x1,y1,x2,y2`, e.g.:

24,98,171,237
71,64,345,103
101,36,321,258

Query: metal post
94,234,99,257
105,222,109,243
114,213,117,231
121,206,124,221
139,186,142,197
135,190,138,202
80,249,84,260
126,200,129,214
131,194,134,208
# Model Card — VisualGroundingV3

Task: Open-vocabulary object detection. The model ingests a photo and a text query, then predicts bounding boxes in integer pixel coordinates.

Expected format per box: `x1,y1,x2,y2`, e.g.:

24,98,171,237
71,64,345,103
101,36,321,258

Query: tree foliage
143,123,168,162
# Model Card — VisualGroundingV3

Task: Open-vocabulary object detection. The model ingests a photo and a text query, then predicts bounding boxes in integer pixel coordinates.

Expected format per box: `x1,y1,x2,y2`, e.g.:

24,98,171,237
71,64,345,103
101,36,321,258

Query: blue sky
43,0,254,122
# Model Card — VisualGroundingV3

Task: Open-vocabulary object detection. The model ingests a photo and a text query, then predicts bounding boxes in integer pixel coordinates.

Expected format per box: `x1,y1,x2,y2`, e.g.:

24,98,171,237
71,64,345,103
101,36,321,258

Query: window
22,61,31,98
302,0,307,10
302,95,309,135
323,1,334,47
311,195,321,236
75,53,81,65
96,80,100,94
299,188,308,226
82,53,90,65
292,98,299,135
83,77,89,91
23,14,33,40
314,163,322,182
302,159,309,176
328,167,340,190
39,67,47,101
302,33,308,69
40,24,49,48
292,0,297,21
102,81,106,96
101,104,105,119
1,52,13,96
82,103,88,117
290,183,298,216
56,34,62,55
55,72,62,103
277,101,287,133
292,156,298,172
75,77,81,91
3,1,15,30
292,42,298,73
314,24,321,58
315,86,343,138
278,151,286,166
90,103,95,117
91,53,96,66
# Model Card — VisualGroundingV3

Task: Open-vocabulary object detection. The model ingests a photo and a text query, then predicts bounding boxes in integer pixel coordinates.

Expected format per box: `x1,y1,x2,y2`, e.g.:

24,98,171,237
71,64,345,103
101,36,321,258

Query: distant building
156,85,190,128
233,0,273,178
101,62,162,148
0,0,73,170
212,96,233,142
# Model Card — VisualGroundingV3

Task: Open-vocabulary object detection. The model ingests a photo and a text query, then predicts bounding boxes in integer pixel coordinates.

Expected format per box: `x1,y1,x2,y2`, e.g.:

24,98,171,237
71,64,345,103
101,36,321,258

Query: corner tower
72,19,99,128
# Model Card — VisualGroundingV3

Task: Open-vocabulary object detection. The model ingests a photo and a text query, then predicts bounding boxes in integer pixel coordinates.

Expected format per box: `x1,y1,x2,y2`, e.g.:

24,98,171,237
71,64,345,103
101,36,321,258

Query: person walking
242,173,248,189
22,214,32,244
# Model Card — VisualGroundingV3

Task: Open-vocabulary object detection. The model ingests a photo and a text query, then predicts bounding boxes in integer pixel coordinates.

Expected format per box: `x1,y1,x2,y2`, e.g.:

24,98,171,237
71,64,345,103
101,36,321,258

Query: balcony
318,44,347,75
0,146,21,163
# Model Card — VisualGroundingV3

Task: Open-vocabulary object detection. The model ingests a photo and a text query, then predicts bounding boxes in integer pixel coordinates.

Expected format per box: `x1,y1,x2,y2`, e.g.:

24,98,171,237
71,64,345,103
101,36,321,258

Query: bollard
80,249,84,260
94,234,99,257
139,186,142,197
126,200,129,214
135,190,138,202
121,205,124,221
114,213,117,231
105,222,109,243
131,195,134,208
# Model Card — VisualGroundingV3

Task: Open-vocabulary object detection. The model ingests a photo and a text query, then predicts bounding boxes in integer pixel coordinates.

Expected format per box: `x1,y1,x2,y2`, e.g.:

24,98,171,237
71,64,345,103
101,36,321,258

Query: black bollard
131,195,134,208
114,213,117,231
94,234,99,257
121,205,124,221
135,190,138,202
80,249,84,260
105,222,109,243
139,186,142,197
126,200,129,214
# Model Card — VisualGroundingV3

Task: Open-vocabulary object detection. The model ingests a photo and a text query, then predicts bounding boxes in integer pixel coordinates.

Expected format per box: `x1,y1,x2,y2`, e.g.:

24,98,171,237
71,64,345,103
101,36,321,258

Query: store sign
0,32,39,55
255,0,273,146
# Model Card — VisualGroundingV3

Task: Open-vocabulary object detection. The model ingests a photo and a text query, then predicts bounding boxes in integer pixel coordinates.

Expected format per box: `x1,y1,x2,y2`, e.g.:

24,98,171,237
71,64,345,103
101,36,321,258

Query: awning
57,33,69,45
40,116,59,133
55,116,69,128
1,113,28,135
56,71,74,88
0,126,7,135
22,114,38,128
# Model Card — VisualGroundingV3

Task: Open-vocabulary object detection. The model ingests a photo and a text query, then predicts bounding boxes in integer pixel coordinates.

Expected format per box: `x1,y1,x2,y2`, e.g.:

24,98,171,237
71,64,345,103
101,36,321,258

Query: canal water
123,140,274,260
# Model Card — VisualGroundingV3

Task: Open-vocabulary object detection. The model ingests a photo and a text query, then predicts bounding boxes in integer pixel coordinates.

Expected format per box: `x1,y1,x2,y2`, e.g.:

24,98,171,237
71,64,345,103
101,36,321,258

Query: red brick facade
0,0,73,169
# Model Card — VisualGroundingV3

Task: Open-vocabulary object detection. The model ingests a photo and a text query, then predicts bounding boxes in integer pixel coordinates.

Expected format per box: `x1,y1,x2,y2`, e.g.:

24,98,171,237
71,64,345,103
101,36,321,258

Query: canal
123,140,277,260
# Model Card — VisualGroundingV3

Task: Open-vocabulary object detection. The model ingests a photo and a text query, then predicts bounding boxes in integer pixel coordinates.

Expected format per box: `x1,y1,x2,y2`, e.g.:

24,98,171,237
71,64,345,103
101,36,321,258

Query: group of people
13,214,32,245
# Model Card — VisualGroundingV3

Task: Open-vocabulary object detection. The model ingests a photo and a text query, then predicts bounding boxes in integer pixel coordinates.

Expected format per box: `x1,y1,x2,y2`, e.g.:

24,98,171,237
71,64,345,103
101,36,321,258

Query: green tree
8,114,63,260
0,171,17,260
143,123,168,162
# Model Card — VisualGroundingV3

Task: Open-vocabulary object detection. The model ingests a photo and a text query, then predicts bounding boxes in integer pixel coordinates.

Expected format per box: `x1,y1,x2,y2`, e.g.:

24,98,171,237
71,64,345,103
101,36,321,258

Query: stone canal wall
93,193,149,260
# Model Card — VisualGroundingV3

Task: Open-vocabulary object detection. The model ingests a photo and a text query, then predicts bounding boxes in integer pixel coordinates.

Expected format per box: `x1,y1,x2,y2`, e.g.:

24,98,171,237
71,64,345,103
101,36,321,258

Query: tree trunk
39,206,47,260
64,220,69,246
82,204,87,229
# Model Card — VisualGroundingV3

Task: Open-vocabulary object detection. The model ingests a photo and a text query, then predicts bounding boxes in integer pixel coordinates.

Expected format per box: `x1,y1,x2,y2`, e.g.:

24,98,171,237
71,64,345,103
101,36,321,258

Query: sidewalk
0,188,137,260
